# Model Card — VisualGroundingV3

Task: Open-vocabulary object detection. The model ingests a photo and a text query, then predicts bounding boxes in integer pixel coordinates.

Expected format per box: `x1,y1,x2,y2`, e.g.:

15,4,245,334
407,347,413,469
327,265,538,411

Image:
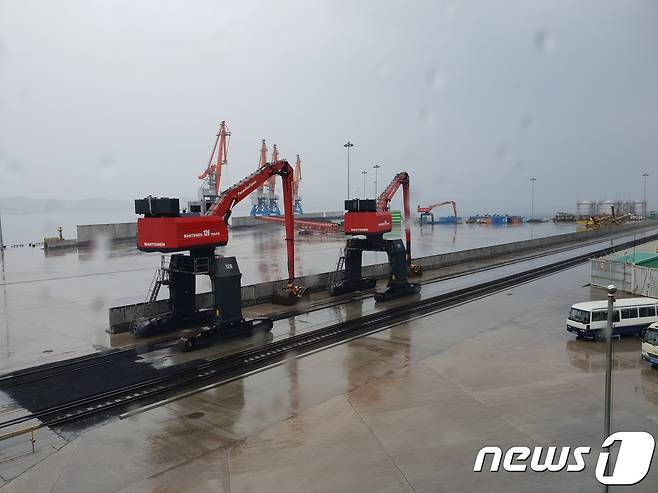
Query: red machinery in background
134,160,305,349
329,171,421,301
417,201,457,225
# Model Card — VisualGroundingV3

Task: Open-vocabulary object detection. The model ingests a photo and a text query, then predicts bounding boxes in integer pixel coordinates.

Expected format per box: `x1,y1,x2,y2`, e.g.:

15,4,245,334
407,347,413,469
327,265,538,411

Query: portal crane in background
293,154,303,214
250,140,271,216
417,200,458,225
196,121,230,213
134,159,305,349
328,171,421,301
266,145,282,215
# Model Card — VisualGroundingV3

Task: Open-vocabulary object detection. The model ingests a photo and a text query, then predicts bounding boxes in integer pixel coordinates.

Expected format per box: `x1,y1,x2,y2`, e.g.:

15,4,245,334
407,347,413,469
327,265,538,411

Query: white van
566,297,658,340
641,323,658,365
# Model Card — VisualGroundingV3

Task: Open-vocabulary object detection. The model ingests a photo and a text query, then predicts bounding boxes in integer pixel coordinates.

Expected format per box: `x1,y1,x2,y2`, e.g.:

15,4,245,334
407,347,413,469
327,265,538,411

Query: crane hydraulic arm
137,160,296,282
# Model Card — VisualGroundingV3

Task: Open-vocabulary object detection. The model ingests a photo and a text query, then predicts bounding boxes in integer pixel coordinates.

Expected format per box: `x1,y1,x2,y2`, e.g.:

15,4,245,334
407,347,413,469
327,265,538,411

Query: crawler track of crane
1,231,656,432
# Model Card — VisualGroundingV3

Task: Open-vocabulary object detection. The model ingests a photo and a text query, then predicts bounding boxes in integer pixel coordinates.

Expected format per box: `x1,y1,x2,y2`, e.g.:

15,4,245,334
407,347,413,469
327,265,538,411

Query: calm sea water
0,211,137,245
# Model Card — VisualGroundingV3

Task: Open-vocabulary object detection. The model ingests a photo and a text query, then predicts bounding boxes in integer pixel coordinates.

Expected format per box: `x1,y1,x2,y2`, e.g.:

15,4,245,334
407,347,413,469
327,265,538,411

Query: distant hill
0,196,132,214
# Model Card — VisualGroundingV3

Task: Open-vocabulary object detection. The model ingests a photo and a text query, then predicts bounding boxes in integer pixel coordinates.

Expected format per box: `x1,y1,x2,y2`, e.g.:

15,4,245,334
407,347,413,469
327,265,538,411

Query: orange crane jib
137,160,297,282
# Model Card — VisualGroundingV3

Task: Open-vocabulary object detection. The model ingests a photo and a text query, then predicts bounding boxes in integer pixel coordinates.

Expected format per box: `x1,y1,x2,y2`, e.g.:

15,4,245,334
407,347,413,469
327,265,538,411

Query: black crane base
178,318,274,351
328,278,377,296
130,311,214,337
374,282,421,302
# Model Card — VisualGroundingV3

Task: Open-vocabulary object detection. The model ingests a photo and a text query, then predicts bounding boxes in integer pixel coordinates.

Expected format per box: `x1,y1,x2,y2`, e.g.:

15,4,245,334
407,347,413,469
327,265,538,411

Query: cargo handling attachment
328,171,421,301
133,158,306,350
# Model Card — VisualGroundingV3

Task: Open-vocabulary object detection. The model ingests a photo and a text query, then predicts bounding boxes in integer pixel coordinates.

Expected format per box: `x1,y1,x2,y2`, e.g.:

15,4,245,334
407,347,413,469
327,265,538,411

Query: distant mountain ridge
0,196,132,214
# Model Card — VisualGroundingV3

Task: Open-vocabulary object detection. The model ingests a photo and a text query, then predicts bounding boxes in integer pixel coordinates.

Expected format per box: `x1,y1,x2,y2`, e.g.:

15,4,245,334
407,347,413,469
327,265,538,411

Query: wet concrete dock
0,221,584,372
2,262,658,491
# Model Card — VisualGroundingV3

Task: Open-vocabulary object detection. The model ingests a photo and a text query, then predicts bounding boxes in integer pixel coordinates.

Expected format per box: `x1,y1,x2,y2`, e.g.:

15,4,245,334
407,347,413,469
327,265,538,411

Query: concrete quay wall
77,222,137,244
107,220,658,332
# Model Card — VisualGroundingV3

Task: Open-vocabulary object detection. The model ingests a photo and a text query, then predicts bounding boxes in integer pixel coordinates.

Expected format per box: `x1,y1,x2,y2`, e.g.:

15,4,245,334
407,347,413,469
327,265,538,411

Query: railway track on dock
1,231,656,433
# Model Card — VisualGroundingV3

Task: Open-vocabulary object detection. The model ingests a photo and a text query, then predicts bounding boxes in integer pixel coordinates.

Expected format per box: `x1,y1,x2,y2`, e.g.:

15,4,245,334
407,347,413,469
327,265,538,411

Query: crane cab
135,196,229,252
343,198,392,235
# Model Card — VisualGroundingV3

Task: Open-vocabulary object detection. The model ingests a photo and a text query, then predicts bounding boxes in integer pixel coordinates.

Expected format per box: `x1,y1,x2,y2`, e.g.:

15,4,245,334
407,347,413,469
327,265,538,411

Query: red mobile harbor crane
135,159,305,349
329,171,421,301
417,201,458,225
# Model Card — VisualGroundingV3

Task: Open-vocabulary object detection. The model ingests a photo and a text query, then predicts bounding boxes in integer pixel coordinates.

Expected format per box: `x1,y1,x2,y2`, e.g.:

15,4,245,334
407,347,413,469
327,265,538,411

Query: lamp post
642,172,649,217
603,284,616,487
530,177,537,220
373,164,381,197
0,208,4,254
361,170,368,198
344,142,354,198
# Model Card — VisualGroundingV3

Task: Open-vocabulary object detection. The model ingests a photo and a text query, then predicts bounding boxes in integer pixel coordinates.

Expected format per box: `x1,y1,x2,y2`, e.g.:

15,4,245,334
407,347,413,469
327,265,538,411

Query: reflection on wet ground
3,263,658,491
0,222,588,371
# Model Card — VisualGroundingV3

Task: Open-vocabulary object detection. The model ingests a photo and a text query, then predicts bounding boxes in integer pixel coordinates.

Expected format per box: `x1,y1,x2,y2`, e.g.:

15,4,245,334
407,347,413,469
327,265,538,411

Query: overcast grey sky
1,0,657,216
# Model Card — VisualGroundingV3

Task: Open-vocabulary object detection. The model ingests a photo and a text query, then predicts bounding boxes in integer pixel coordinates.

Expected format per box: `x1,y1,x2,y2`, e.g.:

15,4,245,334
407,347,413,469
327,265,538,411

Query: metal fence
591,259,658,297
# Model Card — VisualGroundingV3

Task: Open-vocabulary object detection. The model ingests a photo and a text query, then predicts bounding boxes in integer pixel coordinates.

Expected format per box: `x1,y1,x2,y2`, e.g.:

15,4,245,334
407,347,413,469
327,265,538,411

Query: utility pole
373,164,381,197
642,172,649,217
344,142,354,199
361,170,368,198
530,177,537,220
603,284,616,489
0,207,4,254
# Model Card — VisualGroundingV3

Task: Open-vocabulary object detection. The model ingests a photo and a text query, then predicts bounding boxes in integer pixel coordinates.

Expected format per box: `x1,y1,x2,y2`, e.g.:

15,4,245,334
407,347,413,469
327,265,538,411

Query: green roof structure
613,252,658,269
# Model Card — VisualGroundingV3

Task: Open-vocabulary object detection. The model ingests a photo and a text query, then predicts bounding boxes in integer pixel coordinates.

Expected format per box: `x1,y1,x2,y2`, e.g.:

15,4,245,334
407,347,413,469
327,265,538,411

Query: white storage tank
576,200,595,217
598,200,615,216
622,201,634,214
612,200,624,216
634,200,647,218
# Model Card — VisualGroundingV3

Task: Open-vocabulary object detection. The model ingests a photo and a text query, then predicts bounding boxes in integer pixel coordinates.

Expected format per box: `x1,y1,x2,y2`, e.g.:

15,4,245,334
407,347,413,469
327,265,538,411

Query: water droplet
535,29,556,52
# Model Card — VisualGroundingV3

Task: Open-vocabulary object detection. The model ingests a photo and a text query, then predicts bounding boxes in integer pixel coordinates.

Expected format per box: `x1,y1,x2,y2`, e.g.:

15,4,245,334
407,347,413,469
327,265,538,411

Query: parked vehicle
641,323,658,365
566,297,658,340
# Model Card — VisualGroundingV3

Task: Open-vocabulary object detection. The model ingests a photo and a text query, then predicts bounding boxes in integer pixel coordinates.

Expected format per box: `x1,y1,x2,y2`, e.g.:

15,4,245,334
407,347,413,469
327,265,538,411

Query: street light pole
344,142,354,199
530,178,537,220
373,164,381,197
642,172,649,217
603,284,616,488
0,208,4,253
361,170,367,198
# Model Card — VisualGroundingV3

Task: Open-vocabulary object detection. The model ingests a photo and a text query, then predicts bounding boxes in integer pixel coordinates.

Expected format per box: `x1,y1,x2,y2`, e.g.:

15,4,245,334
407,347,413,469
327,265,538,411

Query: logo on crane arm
473,432,655,485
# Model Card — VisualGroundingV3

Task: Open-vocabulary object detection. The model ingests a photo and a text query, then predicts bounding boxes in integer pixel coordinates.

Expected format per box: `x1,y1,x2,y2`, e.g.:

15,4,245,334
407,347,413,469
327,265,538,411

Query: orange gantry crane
417,201,458,225
198,121,231,196
293,154,303,214
134,159,305,349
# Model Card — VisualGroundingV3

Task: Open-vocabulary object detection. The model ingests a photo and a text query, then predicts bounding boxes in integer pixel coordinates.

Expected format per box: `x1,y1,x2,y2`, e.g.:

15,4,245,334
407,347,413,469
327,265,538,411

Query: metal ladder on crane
129,256,169,333
327,247,346,289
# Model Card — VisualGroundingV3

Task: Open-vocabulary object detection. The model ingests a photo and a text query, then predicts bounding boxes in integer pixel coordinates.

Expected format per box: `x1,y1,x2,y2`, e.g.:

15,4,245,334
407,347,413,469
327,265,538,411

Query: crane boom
376,172,412,263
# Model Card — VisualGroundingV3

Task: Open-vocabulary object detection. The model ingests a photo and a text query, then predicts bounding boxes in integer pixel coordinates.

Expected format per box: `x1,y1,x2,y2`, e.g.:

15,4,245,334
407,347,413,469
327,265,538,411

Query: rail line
0,231,656,433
